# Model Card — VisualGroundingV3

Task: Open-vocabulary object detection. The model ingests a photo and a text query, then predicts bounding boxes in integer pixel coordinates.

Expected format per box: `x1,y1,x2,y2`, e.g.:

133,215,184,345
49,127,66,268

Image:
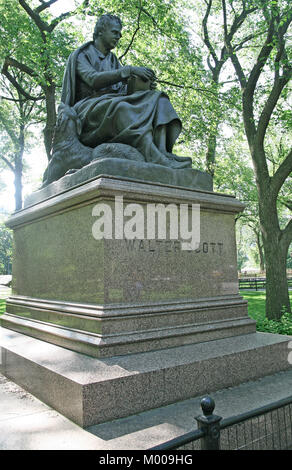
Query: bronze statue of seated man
43,14,192,186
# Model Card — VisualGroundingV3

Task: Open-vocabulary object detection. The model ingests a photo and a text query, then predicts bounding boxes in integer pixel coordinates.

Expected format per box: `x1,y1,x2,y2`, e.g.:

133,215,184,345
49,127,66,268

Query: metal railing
149,395,292,450
239,277,292,291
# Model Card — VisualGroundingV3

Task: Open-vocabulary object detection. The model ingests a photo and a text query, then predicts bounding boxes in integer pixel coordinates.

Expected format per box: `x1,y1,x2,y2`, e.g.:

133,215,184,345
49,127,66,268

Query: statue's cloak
61,42,93,106
59,43,187,165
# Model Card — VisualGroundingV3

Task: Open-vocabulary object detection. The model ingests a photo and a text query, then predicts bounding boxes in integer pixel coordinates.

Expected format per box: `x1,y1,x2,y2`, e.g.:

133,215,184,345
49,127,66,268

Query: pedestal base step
0,326,291,428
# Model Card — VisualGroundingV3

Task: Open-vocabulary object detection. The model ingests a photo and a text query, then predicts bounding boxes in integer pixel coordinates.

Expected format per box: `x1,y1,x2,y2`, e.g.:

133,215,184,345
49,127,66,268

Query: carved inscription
124,240,224,254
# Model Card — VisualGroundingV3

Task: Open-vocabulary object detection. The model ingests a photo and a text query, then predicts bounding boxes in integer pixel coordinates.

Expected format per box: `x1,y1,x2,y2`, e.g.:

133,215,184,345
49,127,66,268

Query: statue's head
93,14,122,41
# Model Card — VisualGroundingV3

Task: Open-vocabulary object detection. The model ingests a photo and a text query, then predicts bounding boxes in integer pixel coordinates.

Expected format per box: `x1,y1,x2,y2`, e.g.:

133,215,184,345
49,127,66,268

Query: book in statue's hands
127,74,152,94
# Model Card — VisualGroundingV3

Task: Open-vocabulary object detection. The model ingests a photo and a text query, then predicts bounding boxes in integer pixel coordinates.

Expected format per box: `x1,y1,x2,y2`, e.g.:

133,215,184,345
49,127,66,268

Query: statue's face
100,20,122,50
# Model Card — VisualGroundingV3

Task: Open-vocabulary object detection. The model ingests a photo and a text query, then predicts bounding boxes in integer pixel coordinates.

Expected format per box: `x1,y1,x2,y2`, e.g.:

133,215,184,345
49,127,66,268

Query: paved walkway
1,369,292,450
0,373,108,450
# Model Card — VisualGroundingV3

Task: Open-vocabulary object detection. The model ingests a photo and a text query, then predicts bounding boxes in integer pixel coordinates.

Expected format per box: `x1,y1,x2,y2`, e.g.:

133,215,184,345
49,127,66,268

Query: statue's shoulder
61,42,93,106
68,41,93,63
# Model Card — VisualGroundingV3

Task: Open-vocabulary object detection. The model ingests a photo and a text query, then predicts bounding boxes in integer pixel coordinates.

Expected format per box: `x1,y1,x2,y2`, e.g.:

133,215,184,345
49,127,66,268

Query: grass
241,290,292,335
0,287,11,316
0,299,5,315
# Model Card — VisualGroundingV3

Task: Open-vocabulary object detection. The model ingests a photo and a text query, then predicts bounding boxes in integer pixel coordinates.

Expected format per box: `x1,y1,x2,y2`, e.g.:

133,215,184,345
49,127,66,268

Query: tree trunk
14,160,23,211
255,229,265,272
206,70,220,177
259,242,265,273
206,122,219,177
14,124,25,211
248,139,291,319
263,234,291,319
258,190,291,319
43,84,56,159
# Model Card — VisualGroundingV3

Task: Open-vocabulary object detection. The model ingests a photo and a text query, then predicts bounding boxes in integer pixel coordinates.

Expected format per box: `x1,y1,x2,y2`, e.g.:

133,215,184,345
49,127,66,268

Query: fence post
195,396,222,450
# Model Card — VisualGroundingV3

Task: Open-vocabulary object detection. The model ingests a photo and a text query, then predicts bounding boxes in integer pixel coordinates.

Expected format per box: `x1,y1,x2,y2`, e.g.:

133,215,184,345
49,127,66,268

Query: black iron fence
239,277,292,291
149,395,292,450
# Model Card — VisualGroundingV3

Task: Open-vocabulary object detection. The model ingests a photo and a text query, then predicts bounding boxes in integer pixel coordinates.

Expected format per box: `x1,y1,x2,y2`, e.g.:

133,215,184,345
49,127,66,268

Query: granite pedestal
1,165,291,427
1,171,255,357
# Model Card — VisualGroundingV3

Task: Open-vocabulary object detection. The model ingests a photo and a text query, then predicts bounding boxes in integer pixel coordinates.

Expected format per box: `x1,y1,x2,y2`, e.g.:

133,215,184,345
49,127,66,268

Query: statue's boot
144,142,192,169
167,153,193,167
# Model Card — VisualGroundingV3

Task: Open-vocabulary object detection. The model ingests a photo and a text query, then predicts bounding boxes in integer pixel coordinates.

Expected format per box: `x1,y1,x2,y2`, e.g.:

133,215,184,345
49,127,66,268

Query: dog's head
56,103,82,136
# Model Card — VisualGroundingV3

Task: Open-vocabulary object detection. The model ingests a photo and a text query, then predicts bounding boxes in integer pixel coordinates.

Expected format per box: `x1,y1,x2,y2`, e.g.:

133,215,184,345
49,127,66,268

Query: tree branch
4,57,39,78
48,0,90,32
202,0,218,67
222,0,228,39
206,54,215,73
226,4,258,43
257,0,271,23
48,11,76,31
271,148,292,198
280,199,292,211
234,29,267,52
0,111,20,148
119,1,143,61
218,1,258,72
281,217,292,252
245,19,275,97
225,42,246,90
221,1,247,89
1,64,43,102
139,7,158,28
19,0,90,35
18,0,51,33
0,95,23,102
35,0,58,14
0,154,15,172
257,71,292,145
256,11,292,145
274,10,292,80
156,79,221,97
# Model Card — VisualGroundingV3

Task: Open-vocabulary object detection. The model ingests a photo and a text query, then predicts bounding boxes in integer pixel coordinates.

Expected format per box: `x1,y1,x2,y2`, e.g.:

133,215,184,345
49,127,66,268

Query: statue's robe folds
61,42,191,167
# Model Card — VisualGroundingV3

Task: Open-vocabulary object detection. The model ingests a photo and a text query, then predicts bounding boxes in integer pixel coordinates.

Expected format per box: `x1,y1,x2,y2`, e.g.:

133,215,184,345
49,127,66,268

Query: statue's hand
130,66,156,82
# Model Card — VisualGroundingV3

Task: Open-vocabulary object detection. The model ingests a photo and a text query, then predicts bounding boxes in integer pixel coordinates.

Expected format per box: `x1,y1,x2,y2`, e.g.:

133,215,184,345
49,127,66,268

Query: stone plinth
0,328,291,427
1,175,255,357
25,157,213,206
1,171,291,429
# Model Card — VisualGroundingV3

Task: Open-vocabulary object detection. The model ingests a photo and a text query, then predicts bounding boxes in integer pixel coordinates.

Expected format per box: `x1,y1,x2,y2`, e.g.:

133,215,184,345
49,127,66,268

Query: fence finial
196,396,222,450
201,396,215,416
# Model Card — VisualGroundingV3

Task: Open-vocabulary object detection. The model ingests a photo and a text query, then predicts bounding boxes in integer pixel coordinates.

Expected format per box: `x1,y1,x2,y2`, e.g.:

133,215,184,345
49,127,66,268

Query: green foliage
0,285,10,316
237,248,248,271
0,298,5,316
0,0,82,91
256,312,292,336
0,73,42,209
0,0,90,205
287,243,292,269
242,291,292,335
0,222,13,274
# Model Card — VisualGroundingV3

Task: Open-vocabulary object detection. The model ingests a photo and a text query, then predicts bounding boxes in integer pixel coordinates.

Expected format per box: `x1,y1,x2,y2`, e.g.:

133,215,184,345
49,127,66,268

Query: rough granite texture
0,328,291,427
1,176,253,357
8,177,242,305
